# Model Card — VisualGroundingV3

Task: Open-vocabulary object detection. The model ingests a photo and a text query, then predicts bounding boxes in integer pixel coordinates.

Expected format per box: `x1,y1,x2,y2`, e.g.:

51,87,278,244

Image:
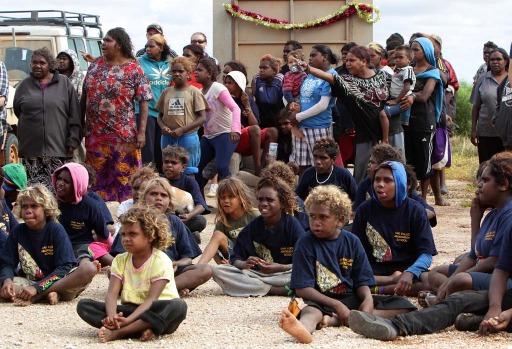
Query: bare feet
435,197,451,206
317,314,341,329
47,292,59,305
179,288,190,298
278,309,313,344
418,291,438,308
13,296,32,307
140,329,156,342
98,327,118,343
93,260,102,274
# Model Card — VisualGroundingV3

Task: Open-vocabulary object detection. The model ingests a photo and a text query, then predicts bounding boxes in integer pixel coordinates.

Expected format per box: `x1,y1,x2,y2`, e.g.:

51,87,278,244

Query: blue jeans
391,290,512,335
197,133,238,191
161,131,200,175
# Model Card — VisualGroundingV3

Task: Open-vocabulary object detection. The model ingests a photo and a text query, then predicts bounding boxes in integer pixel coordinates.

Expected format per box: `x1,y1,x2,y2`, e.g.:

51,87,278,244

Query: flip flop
418,291,437,308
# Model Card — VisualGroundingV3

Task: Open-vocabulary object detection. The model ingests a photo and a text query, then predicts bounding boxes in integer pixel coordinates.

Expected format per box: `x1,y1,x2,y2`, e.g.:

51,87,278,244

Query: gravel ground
2,179,512,349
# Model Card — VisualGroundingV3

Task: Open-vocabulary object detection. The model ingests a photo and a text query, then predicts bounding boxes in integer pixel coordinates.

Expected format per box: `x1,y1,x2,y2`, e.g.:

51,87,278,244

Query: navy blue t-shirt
111,214,201,261
230,214,305,266
0,221,76,293
167,173,210,214
58,195,109,248
87,191,114,224
291,230,375,294
352,198,437,274
469,201,512,261
296,165,357,202
0,200,18,251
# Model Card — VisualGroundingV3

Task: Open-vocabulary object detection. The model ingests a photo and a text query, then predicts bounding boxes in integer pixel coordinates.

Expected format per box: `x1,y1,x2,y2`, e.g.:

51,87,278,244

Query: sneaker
348,310,399,341
207,183,218,198
454,313,483,332
191,231,201,244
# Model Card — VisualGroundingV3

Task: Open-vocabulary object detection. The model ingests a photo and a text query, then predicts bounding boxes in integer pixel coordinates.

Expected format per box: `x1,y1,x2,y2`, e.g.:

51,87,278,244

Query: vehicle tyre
4,133,19,164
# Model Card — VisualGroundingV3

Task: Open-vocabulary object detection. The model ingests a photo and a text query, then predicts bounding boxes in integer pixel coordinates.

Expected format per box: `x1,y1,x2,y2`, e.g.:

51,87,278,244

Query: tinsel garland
223,1,380,29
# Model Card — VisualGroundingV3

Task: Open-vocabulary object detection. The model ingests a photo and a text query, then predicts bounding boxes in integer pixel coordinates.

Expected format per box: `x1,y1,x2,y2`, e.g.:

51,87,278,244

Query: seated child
83,163,116,236
198,177,260,265
0,167,19,250
0,185,94,306
2,163,27,210
379,45,416,129
282,49,307,106
156,56,209,175
279,185,416,344
111,178,211,296
353,143,436,227
352,161,437,296
276,109,293,164
212,175,305,297
76,205,188,343
296,138,356,202
162,145,210,244
423,155,512,307
52,163,112,268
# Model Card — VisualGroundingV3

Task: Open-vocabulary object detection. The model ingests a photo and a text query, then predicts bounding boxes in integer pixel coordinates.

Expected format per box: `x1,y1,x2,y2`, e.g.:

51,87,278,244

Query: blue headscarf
371,161,407,208
413,37,444,123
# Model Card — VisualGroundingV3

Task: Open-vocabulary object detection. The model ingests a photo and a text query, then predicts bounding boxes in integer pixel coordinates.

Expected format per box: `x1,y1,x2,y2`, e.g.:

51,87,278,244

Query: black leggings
76,298,187,336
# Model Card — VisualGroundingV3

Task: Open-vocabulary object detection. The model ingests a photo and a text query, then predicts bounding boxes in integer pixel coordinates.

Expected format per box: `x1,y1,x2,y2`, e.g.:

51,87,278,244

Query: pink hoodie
52,163,89,204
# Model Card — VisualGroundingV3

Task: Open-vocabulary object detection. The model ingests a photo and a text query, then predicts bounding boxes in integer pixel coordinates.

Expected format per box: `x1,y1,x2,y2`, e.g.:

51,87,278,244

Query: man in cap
136,24,178,58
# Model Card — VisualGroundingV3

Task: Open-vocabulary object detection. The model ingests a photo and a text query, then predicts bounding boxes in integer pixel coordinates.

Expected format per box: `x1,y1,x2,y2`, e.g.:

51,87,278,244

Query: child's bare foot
93,260,102,274
47,292,59,305
140,329,156,342
278,309,313,344
98,326,118,343
13,296,33,307
179,288,190,298
317,314,341,329
418,291,438,308
435,198,451,206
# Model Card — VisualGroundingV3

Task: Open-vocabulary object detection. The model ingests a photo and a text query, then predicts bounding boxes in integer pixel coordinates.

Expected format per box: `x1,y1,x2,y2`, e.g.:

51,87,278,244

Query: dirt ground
2,179,512,349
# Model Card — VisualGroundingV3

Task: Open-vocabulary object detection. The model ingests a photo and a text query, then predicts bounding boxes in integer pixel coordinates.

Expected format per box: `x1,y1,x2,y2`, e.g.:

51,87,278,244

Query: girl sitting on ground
422,154,512,306
198,177,259,265
212,175,305,297
0,185,93,306
279,185,416,344
76,205,188,343
352,161,437,296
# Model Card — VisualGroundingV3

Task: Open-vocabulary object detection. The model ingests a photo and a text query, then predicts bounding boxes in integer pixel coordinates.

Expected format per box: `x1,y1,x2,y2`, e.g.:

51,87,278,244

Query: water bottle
268,142,278,164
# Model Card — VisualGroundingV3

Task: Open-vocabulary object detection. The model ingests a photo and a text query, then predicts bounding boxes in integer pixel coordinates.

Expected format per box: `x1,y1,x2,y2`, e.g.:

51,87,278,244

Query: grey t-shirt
470,71,500,137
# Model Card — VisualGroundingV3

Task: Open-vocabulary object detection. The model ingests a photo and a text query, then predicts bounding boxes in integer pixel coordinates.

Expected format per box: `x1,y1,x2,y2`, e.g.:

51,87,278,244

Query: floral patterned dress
83,57,153,201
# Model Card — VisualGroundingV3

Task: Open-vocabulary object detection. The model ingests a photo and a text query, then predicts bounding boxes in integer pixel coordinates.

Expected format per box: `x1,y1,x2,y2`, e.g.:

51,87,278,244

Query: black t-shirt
409,66,437,133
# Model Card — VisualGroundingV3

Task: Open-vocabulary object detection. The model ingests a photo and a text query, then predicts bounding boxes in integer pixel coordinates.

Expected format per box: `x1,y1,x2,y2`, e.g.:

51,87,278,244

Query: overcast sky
3,1,511,82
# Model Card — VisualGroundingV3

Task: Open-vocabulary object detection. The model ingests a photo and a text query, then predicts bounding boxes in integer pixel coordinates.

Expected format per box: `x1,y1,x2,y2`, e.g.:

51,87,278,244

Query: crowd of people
0,23,511,344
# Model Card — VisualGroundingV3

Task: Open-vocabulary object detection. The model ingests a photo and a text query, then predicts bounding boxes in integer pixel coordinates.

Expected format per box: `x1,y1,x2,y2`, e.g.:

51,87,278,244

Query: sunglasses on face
191,39,206,44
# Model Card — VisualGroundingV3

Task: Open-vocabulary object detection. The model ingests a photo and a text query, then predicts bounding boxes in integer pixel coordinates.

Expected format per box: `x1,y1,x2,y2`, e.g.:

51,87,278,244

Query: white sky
2,1,511,82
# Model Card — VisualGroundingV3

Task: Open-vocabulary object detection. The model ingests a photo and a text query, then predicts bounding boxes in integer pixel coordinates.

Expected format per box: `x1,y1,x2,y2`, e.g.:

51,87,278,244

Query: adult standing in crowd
0,59,8,146
473,41,498,85
182,44,206,88
289,45,338,175
136,23,178,58
190,32,220,68
471,48,510,163
367,42,394,75
81,27,153,202
13,48,81,191
493,68,512,151
137,34,172,173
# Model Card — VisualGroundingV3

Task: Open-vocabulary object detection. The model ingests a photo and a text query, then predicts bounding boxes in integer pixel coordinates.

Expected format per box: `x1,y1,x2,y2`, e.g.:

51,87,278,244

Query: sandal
418,291,437,308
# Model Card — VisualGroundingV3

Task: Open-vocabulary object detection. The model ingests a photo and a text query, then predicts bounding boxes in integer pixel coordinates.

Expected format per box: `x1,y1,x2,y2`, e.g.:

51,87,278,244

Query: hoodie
136,53,172,118
372,161,407,208
52,163,89,205
58,49,85,100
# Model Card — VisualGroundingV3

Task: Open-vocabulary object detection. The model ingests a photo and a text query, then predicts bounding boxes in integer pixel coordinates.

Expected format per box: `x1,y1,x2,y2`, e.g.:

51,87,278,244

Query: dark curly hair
256,175,297,215
370,143,405,164
488,152,512,191
313,138,340,159
106,27,135,59
198,58,219,81
262,161,296,189
224,60,248,79
32,47,58,71
183,44,205,62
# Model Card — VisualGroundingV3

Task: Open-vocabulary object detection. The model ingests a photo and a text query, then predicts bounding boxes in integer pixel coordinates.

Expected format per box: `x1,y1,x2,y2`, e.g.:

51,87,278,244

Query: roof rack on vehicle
0,10,103,37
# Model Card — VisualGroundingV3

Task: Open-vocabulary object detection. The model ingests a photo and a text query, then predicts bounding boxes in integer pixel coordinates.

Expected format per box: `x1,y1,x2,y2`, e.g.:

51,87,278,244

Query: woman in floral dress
81,27,153,201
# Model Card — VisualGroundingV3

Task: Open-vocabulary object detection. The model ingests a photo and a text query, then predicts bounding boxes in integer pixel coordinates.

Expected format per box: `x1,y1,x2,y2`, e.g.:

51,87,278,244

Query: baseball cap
147,23,163,34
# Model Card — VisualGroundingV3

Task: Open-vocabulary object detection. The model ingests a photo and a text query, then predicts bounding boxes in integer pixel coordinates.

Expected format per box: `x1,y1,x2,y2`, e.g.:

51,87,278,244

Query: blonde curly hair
13,184,61,222
118,203,171,250
304,185,352,221
262,161,296,189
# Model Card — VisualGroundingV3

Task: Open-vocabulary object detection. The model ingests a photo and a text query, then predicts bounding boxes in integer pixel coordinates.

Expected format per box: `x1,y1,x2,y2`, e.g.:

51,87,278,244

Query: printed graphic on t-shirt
228,227,244,241
253,241,273,262
18,243,44,281
365,222,392,262
168,97,185,116
316,260,344,293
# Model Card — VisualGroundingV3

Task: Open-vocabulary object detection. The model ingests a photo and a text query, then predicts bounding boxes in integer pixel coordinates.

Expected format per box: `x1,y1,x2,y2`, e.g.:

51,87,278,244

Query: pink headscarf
51,163,89,204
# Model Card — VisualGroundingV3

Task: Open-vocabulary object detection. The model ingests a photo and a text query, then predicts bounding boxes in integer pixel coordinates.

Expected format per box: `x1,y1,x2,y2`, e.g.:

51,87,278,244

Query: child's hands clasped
17,285,37,301
101,312,125,329
479,310,512,336
394,271,414,296
242,256,264,269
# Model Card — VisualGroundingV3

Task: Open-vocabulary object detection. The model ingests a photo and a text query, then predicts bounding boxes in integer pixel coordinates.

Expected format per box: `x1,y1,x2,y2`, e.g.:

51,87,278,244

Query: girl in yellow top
76,205,187,343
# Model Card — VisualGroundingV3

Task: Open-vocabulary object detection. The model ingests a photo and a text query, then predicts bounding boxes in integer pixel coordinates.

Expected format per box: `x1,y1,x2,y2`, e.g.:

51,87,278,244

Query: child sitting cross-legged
279,185,416,344
0,185,94,306
162,145,210,244
212,175,305,297
76,204,188,343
